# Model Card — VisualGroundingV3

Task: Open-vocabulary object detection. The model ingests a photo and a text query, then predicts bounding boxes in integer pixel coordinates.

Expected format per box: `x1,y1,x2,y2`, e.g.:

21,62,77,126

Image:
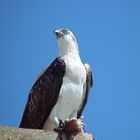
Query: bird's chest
64,58,86,84
55,58,86,120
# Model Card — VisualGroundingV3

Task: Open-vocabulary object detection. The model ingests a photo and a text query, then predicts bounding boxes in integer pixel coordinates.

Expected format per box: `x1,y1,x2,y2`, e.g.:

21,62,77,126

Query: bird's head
54,28,79,56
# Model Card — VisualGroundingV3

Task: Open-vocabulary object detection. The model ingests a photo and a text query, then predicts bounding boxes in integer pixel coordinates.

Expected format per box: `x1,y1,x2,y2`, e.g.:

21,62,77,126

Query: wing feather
19,57,66,129
77,64,93,118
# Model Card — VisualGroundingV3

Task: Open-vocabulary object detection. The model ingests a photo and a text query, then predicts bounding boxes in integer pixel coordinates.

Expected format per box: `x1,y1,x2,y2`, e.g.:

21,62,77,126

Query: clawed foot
54,116,85,136
53,119,65,133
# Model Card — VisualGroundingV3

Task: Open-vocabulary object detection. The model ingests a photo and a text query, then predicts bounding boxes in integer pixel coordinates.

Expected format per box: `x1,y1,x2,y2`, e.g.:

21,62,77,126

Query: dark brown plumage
19,57,66,129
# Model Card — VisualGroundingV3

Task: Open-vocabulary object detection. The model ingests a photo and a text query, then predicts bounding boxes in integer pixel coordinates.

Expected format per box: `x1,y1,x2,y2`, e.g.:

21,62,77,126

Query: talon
53,127,63,133
53,119,66,133
54,117,86,136
59,119,65,128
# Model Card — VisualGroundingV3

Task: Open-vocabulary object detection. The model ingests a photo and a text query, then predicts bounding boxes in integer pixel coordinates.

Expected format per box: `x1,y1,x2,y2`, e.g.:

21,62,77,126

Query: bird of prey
19,28,93,133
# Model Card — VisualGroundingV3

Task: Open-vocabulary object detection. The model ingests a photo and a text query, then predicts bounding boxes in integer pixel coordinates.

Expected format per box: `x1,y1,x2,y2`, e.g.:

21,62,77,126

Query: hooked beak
54,29,63,38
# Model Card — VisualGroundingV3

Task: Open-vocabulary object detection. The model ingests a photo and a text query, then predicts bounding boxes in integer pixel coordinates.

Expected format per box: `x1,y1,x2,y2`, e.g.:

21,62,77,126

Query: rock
0,126,93,140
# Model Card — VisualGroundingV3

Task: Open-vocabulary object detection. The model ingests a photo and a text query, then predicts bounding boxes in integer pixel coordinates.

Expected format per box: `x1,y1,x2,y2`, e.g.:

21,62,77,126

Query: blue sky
0,0,140,139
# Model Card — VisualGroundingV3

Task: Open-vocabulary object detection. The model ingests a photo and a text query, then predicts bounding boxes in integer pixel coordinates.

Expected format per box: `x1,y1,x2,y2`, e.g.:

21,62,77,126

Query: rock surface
0,126,93,140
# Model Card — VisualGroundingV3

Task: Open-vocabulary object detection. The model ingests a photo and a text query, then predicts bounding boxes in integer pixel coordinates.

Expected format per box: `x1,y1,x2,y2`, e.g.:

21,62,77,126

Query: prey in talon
54,117,85,135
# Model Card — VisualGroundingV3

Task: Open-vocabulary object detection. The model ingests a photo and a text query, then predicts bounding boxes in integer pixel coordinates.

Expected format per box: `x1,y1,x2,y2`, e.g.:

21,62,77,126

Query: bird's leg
53,119,65,133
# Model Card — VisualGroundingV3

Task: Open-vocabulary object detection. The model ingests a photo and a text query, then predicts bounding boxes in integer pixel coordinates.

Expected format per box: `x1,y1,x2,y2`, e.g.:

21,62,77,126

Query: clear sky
0,0,140,140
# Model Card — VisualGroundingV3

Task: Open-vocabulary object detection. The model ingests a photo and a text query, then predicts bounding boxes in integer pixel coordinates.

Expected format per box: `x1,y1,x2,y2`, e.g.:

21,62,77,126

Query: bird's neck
58,43,81,61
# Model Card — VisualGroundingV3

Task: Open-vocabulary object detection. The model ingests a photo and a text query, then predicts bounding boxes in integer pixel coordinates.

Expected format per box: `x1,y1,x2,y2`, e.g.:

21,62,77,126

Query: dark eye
62,29,70,34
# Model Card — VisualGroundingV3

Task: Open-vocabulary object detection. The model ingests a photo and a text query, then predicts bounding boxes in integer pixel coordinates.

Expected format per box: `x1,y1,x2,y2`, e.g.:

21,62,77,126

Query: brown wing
77,64,93,118
19,57,66,129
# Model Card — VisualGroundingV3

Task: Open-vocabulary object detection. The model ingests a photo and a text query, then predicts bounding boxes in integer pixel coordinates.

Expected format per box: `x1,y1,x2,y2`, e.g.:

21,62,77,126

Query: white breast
43,54,86,130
